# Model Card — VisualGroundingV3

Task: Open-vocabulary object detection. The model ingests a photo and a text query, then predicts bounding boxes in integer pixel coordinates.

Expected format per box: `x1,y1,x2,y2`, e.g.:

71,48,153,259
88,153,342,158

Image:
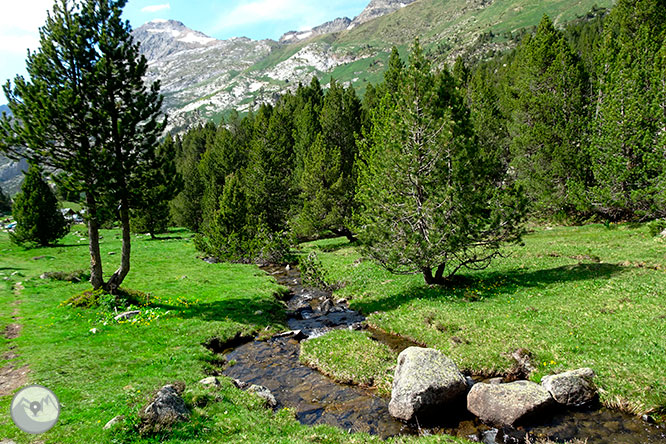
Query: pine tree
508,15,590,217
0,187,11,215
295,79,361,241
131,135,181,238
245,102,295,232
11,165,68,246
356,40,526,285
590,0,666,219
0,0,165,291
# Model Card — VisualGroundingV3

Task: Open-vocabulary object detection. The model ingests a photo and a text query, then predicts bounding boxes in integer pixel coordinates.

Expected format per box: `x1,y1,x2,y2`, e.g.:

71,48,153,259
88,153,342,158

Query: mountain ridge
132,0,614,133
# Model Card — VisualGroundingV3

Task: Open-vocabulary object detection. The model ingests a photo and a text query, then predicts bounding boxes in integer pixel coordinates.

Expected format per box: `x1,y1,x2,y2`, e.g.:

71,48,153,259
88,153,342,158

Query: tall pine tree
356,40,526,284
0,0,165,291
509,15,590,217
590,0,666,219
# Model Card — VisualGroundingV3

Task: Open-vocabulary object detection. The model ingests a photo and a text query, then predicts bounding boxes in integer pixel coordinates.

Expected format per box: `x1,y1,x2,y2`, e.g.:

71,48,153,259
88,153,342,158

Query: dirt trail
0,281,30,397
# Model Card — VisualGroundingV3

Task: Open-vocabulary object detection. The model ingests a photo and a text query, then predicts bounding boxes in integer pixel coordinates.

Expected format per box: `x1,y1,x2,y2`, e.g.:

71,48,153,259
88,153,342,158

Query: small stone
32,256,46,261
89,328,98,334
180,275,188,280
247,384,277,408
254,310,264,316
103,415,124,429
114,310,140,321
642,414,655,424
232,379,249,389
108,252,116,256
199,377,220,387
488,377,503,385
40,273,48,280
285,264,291,270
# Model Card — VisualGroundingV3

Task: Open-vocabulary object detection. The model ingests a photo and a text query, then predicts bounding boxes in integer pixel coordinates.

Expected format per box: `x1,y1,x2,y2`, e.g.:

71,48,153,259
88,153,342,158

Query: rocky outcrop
467,380,554,427
389,347,467,421
141,384,189,432
541,368,597,407
199,376,220,387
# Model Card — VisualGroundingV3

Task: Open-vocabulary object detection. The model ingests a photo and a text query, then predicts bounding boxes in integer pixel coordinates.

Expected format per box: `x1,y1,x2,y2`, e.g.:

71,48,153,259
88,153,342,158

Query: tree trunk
105,197,131,293
86,192,104,290
423,264,447,285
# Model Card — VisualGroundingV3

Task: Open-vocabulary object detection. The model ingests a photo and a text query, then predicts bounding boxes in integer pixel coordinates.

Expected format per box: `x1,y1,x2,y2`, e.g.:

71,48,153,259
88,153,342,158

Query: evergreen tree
245,102,295,232
0,186,11,215
171,124,212,231
131,135,181,238
295,79,361,241
11,165,68,246
0,0,165,291
356,40,526,285
590,0,666,219
509,15,590,216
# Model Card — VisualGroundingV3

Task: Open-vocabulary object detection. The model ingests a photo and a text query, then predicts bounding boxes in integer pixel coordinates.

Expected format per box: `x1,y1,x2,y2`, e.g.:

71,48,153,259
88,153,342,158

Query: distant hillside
134,0,615,132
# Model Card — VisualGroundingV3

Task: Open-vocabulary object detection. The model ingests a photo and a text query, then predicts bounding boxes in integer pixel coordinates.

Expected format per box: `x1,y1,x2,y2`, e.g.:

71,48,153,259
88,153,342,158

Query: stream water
220,265,665,443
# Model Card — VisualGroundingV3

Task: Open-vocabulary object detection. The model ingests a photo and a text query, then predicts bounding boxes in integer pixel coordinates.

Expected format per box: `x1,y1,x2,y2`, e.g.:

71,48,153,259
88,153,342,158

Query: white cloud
0,0,52,54
141,3,171,13
212,0,328,33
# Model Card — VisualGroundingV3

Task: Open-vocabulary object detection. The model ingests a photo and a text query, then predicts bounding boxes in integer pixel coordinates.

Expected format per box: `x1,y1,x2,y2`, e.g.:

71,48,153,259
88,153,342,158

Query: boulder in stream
388,347,467,422
541,368,597,407
467,380,554,427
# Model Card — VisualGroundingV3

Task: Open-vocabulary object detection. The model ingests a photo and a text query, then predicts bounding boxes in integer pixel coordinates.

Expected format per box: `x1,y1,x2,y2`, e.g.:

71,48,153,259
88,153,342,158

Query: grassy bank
302,224,666,418
0,227,469,443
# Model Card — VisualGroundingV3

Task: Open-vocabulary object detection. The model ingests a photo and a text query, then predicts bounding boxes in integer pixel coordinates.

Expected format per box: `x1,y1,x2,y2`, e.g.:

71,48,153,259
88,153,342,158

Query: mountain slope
134,0,614,132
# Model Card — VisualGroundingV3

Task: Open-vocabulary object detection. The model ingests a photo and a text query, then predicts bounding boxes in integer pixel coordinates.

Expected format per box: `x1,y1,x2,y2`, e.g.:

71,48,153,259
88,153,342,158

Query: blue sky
0,0,368,105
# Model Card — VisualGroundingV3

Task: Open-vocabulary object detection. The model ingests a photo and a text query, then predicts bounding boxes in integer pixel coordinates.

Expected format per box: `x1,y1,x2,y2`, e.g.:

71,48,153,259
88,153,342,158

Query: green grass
300,330,397,394
0,227,468,443
302,224,666,418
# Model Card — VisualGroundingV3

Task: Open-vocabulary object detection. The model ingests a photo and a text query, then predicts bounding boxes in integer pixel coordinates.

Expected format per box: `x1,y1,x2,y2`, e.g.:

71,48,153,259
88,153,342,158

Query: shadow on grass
152,296,286,328
353,262,628,314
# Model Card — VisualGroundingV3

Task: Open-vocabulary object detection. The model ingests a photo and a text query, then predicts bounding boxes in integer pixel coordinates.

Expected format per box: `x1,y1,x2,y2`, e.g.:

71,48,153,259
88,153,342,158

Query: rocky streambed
216,264,664,443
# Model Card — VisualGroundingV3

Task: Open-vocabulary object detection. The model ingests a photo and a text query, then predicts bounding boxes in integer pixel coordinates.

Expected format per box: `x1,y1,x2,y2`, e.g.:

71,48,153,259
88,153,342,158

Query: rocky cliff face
350,0,419,28
280,17,353,43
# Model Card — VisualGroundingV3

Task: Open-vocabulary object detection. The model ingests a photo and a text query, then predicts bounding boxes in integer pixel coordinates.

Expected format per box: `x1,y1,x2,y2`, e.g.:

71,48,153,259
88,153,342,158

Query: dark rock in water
320,298,333,313
541,368,597,408
247,384,277,408
231,378,249,390
274,330,307,341
467,380,554,427
141,384,189,432
388,347,467,422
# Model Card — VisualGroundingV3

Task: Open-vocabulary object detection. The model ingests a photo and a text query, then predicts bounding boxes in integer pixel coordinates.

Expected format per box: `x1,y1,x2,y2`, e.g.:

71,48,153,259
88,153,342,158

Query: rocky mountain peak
133,19,220,61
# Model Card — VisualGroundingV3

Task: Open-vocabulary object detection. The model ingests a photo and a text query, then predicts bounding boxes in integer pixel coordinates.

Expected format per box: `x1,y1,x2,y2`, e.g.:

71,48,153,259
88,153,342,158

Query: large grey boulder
541,368,597,407
141,384,189,431
467,380,554,426
388,347,467,422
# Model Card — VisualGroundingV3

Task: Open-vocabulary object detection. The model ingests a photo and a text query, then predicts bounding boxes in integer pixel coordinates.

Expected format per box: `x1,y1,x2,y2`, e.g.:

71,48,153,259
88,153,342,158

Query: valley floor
0,223,663,443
